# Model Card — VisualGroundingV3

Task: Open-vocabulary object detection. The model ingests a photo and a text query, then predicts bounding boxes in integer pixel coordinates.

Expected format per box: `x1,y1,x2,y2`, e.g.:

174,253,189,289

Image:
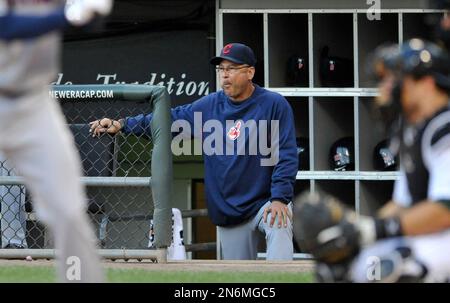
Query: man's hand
263,200,292,228
89,118,122,137
65,0,113,27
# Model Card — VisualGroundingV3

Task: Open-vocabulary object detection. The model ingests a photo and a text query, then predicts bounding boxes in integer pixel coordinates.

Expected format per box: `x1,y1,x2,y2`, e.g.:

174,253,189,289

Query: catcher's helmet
373,139,398,171
367,39,450,136
329,137,354,171
296,137,310,171
392,38,450,91
370,39,450,84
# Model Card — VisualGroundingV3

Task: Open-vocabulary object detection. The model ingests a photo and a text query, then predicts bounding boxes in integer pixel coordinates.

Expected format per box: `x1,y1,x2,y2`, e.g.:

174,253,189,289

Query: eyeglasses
216,65,250,74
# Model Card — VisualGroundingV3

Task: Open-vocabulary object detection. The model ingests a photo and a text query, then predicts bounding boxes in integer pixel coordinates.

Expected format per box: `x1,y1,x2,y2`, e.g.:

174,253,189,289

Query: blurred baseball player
294,39,450,282
0,0,113,282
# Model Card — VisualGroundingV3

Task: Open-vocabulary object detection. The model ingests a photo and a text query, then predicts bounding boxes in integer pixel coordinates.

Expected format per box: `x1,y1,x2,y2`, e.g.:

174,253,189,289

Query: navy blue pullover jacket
123,85,298,226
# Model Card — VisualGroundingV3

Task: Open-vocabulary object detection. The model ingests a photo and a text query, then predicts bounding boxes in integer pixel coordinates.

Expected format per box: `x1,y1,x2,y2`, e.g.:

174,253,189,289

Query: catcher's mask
293,192,360,265
368,39,450,135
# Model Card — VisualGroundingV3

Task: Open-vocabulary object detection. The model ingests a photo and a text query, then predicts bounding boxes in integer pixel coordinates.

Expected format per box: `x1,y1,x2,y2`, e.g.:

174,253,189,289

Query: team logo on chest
227,121,242,140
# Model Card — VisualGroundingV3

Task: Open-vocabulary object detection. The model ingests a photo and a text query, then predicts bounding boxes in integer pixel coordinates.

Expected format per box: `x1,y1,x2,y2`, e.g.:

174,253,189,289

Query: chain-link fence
0,85,173,257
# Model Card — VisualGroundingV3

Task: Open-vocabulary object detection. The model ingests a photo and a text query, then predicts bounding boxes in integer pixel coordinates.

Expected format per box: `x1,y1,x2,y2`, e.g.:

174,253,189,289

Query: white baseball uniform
350,107,450,282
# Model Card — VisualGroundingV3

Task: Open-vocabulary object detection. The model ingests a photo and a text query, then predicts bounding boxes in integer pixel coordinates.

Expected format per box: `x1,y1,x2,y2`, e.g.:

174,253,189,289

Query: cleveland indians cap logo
227,121,242,140
223,44,233,55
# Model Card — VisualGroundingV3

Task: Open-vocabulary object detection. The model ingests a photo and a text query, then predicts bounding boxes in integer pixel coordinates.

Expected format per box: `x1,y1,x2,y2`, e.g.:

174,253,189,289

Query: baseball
25,256,33,262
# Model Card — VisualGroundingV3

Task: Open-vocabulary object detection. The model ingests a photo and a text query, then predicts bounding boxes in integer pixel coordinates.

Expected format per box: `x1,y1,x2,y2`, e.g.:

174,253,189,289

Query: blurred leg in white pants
0,89,103,282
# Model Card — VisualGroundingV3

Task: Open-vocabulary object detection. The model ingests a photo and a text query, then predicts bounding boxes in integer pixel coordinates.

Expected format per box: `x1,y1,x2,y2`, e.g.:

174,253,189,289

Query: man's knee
264,220,293,242
264,220,294,260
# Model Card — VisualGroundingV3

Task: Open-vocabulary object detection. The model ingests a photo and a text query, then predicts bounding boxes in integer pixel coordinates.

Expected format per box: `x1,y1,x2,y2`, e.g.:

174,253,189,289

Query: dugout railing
0,84,175,262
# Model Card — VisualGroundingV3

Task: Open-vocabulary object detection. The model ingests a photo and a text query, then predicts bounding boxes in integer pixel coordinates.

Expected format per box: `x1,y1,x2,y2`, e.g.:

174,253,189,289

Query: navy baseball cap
210,43,257,66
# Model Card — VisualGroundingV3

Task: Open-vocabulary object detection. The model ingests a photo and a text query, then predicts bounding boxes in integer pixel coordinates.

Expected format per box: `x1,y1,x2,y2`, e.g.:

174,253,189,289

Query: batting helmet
373,139,398,171
329,137,354,171
296,137,310,171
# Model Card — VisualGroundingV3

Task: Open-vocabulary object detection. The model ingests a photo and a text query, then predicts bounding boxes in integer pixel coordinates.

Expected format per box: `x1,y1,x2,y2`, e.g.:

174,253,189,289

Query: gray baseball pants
218,201,293,260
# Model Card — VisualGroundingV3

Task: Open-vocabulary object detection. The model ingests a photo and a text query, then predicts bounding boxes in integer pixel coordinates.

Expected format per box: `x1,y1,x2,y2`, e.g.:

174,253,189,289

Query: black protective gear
293,192,361,264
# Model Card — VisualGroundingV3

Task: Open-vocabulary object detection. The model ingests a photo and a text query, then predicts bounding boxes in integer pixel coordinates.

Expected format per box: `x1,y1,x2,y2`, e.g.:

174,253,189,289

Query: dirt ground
0,259,315,273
